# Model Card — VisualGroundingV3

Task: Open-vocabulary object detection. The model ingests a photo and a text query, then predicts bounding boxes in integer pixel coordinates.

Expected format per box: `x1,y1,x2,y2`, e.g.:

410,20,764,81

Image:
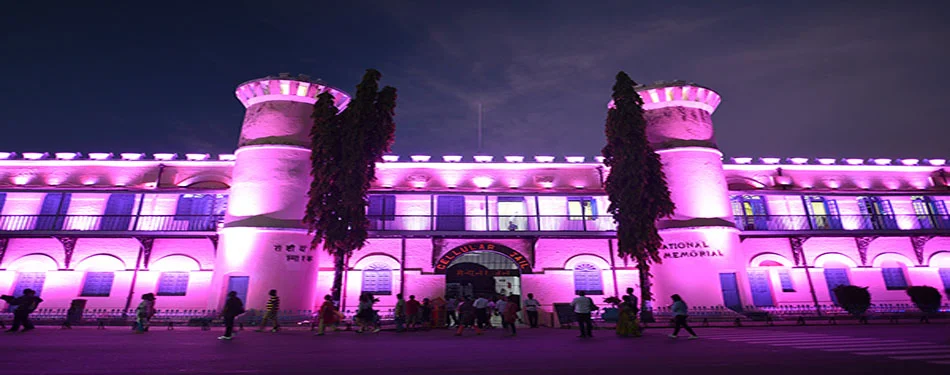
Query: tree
305,69,397,306
601,71,675,322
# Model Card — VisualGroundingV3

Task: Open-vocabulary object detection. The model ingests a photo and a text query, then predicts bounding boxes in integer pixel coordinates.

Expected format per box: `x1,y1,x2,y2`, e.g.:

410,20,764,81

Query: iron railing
0,214,224,232
367,214,617,232
733,214,950,232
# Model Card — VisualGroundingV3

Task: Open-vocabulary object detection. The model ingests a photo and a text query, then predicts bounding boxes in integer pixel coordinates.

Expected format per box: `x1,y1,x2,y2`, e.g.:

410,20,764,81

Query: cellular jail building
2,74,950,323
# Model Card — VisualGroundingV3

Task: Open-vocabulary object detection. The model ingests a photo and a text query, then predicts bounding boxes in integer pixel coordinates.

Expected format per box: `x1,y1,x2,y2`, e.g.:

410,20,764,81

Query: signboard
553,303,576,326
434,242,532,274
660,240,725,260
273,243,316,263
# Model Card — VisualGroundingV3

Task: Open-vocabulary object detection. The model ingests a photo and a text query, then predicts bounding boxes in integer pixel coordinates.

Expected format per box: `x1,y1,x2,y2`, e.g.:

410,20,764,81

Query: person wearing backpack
218,291,245,340
2,288,43,332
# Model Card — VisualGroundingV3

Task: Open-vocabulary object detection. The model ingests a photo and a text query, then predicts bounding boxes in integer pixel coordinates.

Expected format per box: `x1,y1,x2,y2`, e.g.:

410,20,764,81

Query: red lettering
487,244,495,250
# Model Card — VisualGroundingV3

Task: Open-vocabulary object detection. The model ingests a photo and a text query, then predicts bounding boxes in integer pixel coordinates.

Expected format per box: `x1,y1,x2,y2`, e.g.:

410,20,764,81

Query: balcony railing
0,214,224,232
368,214,617,232
734,214,950,232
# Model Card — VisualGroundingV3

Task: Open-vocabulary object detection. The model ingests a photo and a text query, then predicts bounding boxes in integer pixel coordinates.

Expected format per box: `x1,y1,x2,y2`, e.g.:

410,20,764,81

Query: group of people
570,288,698,340
1,286,700,341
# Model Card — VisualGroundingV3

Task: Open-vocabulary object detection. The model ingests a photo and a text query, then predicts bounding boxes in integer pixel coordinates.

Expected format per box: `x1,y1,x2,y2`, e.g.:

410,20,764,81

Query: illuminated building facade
2,74,949,319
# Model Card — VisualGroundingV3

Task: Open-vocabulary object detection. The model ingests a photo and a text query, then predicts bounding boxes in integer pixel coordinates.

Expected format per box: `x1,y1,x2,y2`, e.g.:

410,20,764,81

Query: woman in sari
616,295,640,337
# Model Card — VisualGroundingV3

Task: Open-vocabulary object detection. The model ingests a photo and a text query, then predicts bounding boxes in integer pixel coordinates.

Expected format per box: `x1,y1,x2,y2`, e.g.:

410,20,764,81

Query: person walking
454,297,482,336
394,293,407,332
501,296,520,336
523,293,541,328
405,295,421,331
258,289,280,332
473,295,490,329
218,291,245,340
571,291,596,338
669,294,698,340
1,288,43,333
355,292,381,333
133,293,156,333
445,295,458,327
316,294,342,336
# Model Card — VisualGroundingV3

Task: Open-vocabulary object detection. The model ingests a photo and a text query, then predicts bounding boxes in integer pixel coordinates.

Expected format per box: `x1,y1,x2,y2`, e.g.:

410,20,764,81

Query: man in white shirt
523,293,541,328
473,295,490,329
570,291,595,338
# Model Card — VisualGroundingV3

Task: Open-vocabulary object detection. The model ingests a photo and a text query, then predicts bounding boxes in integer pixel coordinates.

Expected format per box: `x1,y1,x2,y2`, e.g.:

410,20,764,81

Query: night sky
3,1,949,159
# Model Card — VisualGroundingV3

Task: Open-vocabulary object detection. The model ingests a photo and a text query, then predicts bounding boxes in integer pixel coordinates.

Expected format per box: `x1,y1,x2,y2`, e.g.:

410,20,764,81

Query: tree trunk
332,252,345,306
637,262,655,323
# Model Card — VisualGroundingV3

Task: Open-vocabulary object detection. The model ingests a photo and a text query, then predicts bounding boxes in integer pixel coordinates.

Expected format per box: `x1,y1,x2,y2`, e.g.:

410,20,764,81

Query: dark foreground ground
1,323,949,374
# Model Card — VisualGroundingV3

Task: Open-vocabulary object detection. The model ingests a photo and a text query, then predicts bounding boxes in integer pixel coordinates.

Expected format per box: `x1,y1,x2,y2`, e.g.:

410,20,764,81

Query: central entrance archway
444,251,522,300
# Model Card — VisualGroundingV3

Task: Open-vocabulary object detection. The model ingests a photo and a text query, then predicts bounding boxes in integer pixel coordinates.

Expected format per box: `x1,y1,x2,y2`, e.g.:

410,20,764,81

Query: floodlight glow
382,155,400,162
154,153,177,161
186,153,210,161
872,158,892,165
534,156,555,163
565,156,586,163
505,156,524,163
844,158,864,165
759,157,780,165
731,157,752,164
89,153,113,160
218,154,236,161
22,152,47,160
927,159,947,166
121,153,145,160
473,176,493,188
442,155,462,162
788,158,809,165
474,155,494,163
817,158,836,165
55,152,80,160
410,155,431,162
899,159,919,166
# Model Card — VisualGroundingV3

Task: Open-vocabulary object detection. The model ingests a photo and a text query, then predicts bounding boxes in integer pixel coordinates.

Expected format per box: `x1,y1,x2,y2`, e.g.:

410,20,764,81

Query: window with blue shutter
80,272,115,296
732,195,769,230
8,272,45,312
157,272,190,296
13,272,46,296
436,196,466,231
857,197,897,230
0,192,6,214
361,264,392,295
778,269,795,292
881,268,908,290
805,196,842,230
35,193,71,230
573,263,603,295
101,194,136,231
568,197,597,221
367,195,396,230
174,194,224,230
824,268,850,304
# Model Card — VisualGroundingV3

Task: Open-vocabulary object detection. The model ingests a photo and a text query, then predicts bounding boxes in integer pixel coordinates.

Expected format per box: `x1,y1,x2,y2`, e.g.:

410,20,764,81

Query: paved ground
1,324,949,374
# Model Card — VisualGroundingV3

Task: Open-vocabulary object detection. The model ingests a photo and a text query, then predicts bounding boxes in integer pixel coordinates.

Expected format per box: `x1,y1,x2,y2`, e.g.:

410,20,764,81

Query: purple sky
3,1,949,159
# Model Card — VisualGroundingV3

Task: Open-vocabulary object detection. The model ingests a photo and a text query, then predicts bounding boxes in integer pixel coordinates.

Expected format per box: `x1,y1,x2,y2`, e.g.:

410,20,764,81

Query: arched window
573,263,603,295
361,263,392,295
880,260,909,290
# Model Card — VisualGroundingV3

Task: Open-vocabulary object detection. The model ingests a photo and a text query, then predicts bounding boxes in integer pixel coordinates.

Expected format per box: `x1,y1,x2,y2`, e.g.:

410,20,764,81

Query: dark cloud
1,1,948,159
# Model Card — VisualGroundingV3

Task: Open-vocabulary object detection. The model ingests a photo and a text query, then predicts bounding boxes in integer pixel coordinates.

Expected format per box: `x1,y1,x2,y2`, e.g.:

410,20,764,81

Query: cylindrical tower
213,74,350,311
633,82,746,310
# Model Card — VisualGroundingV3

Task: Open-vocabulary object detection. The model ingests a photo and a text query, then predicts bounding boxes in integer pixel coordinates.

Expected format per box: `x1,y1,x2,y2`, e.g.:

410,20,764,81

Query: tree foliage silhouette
601,71,675,322
305,69,396,305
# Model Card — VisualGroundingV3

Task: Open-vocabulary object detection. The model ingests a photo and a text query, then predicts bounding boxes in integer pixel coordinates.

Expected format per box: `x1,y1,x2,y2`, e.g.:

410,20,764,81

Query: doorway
445,251,522,327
